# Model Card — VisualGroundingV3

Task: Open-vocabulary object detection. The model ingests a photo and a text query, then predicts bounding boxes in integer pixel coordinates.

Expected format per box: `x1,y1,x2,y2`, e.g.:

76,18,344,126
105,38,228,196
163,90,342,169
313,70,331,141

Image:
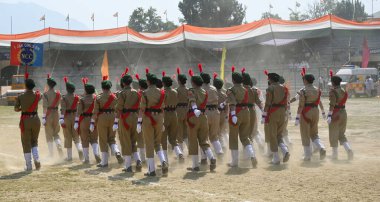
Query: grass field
0,98,379,201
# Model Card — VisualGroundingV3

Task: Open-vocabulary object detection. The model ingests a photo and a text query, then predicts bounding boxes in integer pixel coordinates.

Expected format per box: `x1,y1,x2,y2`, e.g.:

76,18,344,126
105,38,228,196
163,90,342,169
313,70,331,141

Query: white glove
112,118,119,131
230,111,237,124
322,111,327,120
74,117,79,130
261,112,267,124
89,119,95,132
137,118,142,133
327,112,332,124
192,104,201,117
59,115,65,125
219,102,226,109
41,114,46,126
295,114,300,126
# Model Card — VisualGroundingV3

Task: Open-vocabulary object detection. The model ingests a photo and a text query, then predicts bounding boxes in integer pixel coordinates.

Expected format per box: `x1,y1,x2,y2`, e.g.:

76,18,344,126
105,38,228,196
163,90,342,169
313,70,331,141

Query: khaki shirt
15,90,40,112
217,89,227,105
227,84,247,106
60,93,78,114
43,89,61,112
264,83,287,112
164,87,178,108
93,91,117,118
188,87,207,108
116,86,140,112
78,94,96,116
141,85,164,110
298,84,320,108
329,86,346,112
202,84,218,105
177,85,188,104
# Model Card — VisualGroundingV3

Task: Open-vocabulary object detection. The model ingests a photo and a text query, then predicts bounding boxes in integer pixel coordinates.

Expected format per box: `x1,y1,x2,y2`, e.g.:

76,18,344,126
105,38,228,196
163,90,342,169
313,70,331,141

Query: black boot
162,161,169,175
34,161,41,170
144,171,156,177
116,152,124,164
178,154,185,163
97,163,108,168
187,167,200,172
283,152,290,163
122,166,133,173
200,158,208,165
210,158,216,171
135,160,142,172
251,157,258,168
78,151,84,161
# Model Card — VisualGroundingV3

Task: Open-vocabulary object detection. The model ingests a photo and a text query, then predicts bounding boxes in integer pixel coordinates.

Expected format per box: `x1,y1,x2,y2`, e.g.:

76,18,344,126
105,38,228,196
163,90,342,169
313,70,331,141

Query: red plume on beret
25,72,29,80
329,69,334,78
231,66,235,73
241,67,246,74
198,63,203,73
135,73,140,81
213,72,218,79
81,77,87,85
176,67,181,75
63,76,68,83
301,67,306,76
264,69,269,76
162,71,166,77
188,68,194,77
145,67,150,74
47,73,51,79
102,75,108,81
124,67,129,75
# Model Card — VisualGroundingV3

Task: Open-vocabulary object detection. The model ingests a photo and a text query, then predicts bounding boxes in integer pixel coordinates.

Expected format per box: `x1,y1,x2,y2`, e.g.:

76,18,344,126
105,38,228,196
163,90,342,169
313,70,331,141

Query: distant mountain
0,2,88,34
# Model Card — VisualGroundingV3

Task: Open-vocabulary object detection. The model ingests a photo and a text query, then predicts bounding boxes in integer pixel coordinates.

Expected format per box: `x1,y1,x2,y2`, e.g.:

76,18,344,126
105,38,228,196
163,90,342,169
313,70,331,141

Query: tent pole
267,17,282,75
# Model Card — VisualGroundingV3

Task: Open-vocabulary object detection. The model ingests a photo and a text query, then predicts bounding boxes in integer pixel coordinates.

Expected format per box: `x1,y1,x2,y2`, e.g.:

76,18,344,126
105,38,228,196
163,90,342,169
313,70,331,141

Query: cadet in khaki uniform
136,76,148,163
42,74,63,157
15,75,41,171
137,69,168,177
278,76,293,149
92,77,123,167
116,69,143,172
327,75,354,160
226,67,257,168
59,77,83,161
176,68,189,150
162,72,184,163
242,70,264,152
294,74,327,161
186,69,216,172
213,73,228,149
262,73,290,165
74,80,101,164
199,64,224,158
251,78,266,153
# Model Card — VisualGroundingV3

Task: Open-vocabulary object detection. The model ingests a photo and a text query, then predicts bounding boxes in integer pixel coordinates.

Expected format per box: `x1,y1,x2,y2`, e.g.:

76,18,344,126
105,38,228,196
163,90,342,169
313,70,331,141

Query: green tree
178,0,246,27
289,1,308,21
261,12,282,20
304,0,337,19
128,7,178,32
128,7,145,32
333,0,367,21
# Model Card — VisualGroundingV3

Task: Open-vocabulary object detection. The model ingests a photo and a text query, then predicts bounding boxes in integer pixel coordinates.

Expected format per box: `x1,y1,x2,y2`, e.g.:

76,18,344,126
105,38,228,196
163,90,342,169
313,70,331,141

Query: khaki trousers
97,113,117,152
142,113,163,158
119,112,138,156
205,109,220,142
176,107,188,144
21,116,41,153
162,111,179,150
45,110,60,142
300,108,320,146
63,114,80,148
266,108,286,152
79,117,98,148
229,109,251,150
188,114,210,155
329,110,348,147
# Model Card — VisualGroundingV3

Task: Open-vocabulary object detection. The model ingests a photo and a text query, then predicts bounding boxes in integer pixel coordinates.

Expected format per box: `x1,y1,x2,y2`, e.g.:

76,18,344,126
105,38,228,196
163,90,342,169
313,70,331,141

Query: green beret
178,74,187,84
146,73,158,84
303,74,315,84
101,80,112,89
121,75,133,86
242,72,251,86
84,83,95,94
268,73,280,82
191,75,203,86
25,79,36,90
138,79,148,90
156,79,163,89
213,78,224,90
47,78,57,87
162,76,173,87
279,76,285,84
232,72,243,84
66,82,76,92
200,72,211,84
331,76,342,86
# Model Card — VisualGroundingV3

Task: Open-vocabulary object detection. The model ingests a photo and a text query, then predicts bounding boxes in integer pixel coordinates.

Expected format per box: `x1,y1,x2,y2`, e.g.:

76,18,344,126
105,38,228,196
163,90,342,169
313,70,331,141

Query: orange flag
101,51,109,78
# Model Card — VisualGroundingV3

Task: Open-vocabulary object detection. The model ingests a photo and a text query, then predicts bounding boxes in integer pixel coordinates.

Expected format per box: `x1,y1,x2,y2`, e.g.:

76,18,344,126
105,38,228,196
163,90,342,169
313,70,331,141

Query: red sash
301,90,321,123
265,87,288,124
332,91,348,121
97,93,116,116
144,89,165,126
20,91,40,134
121,91,142,129
187,92,208,128
77,96,95,134
62,95,79,128
46,91,60,118
229,89,248,125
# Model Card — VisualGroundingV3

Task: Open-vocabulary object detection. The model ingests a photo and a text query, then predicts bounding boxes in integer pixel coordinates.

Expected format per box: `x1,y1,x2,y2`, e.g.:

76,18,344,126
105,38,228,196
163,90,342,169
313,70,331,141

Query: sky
0,0,379,34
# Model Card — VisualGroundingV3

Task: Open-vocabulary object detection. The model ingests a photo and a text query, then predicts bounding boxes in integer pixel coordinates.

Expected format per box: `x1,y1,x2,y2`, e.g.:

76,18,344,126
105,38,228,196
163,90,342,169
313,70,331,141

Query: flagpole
68,18,70,30
117,16,119,28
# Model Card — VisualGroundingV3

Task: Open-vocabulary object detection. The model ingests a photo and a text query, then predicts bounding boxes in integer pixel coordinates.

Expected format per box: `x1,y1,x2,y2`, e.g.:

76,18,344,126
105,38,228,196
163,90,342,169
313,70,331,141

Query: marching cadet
15,73,41,171
135,74,148,163
162,71,184,163
261,72,290,165
213,73,228,149
59,77,83,161
176,67,189,151
241,69,264,152
294,72,327,161
42,74,63,157
226,66,257,168
116,68,143,172
327,73,354,160
74,78,101,164
186,68,216,172
251,77,266,153
92,76,123,167
137,68,168,177
199,64,224,157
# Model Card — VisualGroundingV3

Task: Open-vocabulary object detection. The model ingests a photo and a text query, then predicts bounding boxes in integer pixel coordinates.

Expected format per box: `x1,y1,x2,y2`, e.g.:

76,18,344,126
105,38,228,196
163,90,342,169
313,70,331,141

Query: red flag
362,37,370,68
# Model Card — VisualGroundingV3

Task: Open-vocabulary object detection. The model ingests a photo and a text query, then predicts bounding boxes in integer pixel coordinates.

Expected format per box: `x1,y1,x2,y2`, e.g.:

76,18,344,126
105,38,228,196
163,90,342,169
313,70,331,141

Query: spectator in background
365,76,374,97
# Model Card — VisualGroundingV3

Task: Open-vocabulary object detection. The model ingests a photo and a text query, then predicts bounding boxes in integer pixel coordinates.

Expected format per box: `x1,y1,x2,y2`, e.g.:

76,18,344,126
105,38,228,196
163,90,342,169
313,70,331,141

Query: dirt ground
0,98,379,201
